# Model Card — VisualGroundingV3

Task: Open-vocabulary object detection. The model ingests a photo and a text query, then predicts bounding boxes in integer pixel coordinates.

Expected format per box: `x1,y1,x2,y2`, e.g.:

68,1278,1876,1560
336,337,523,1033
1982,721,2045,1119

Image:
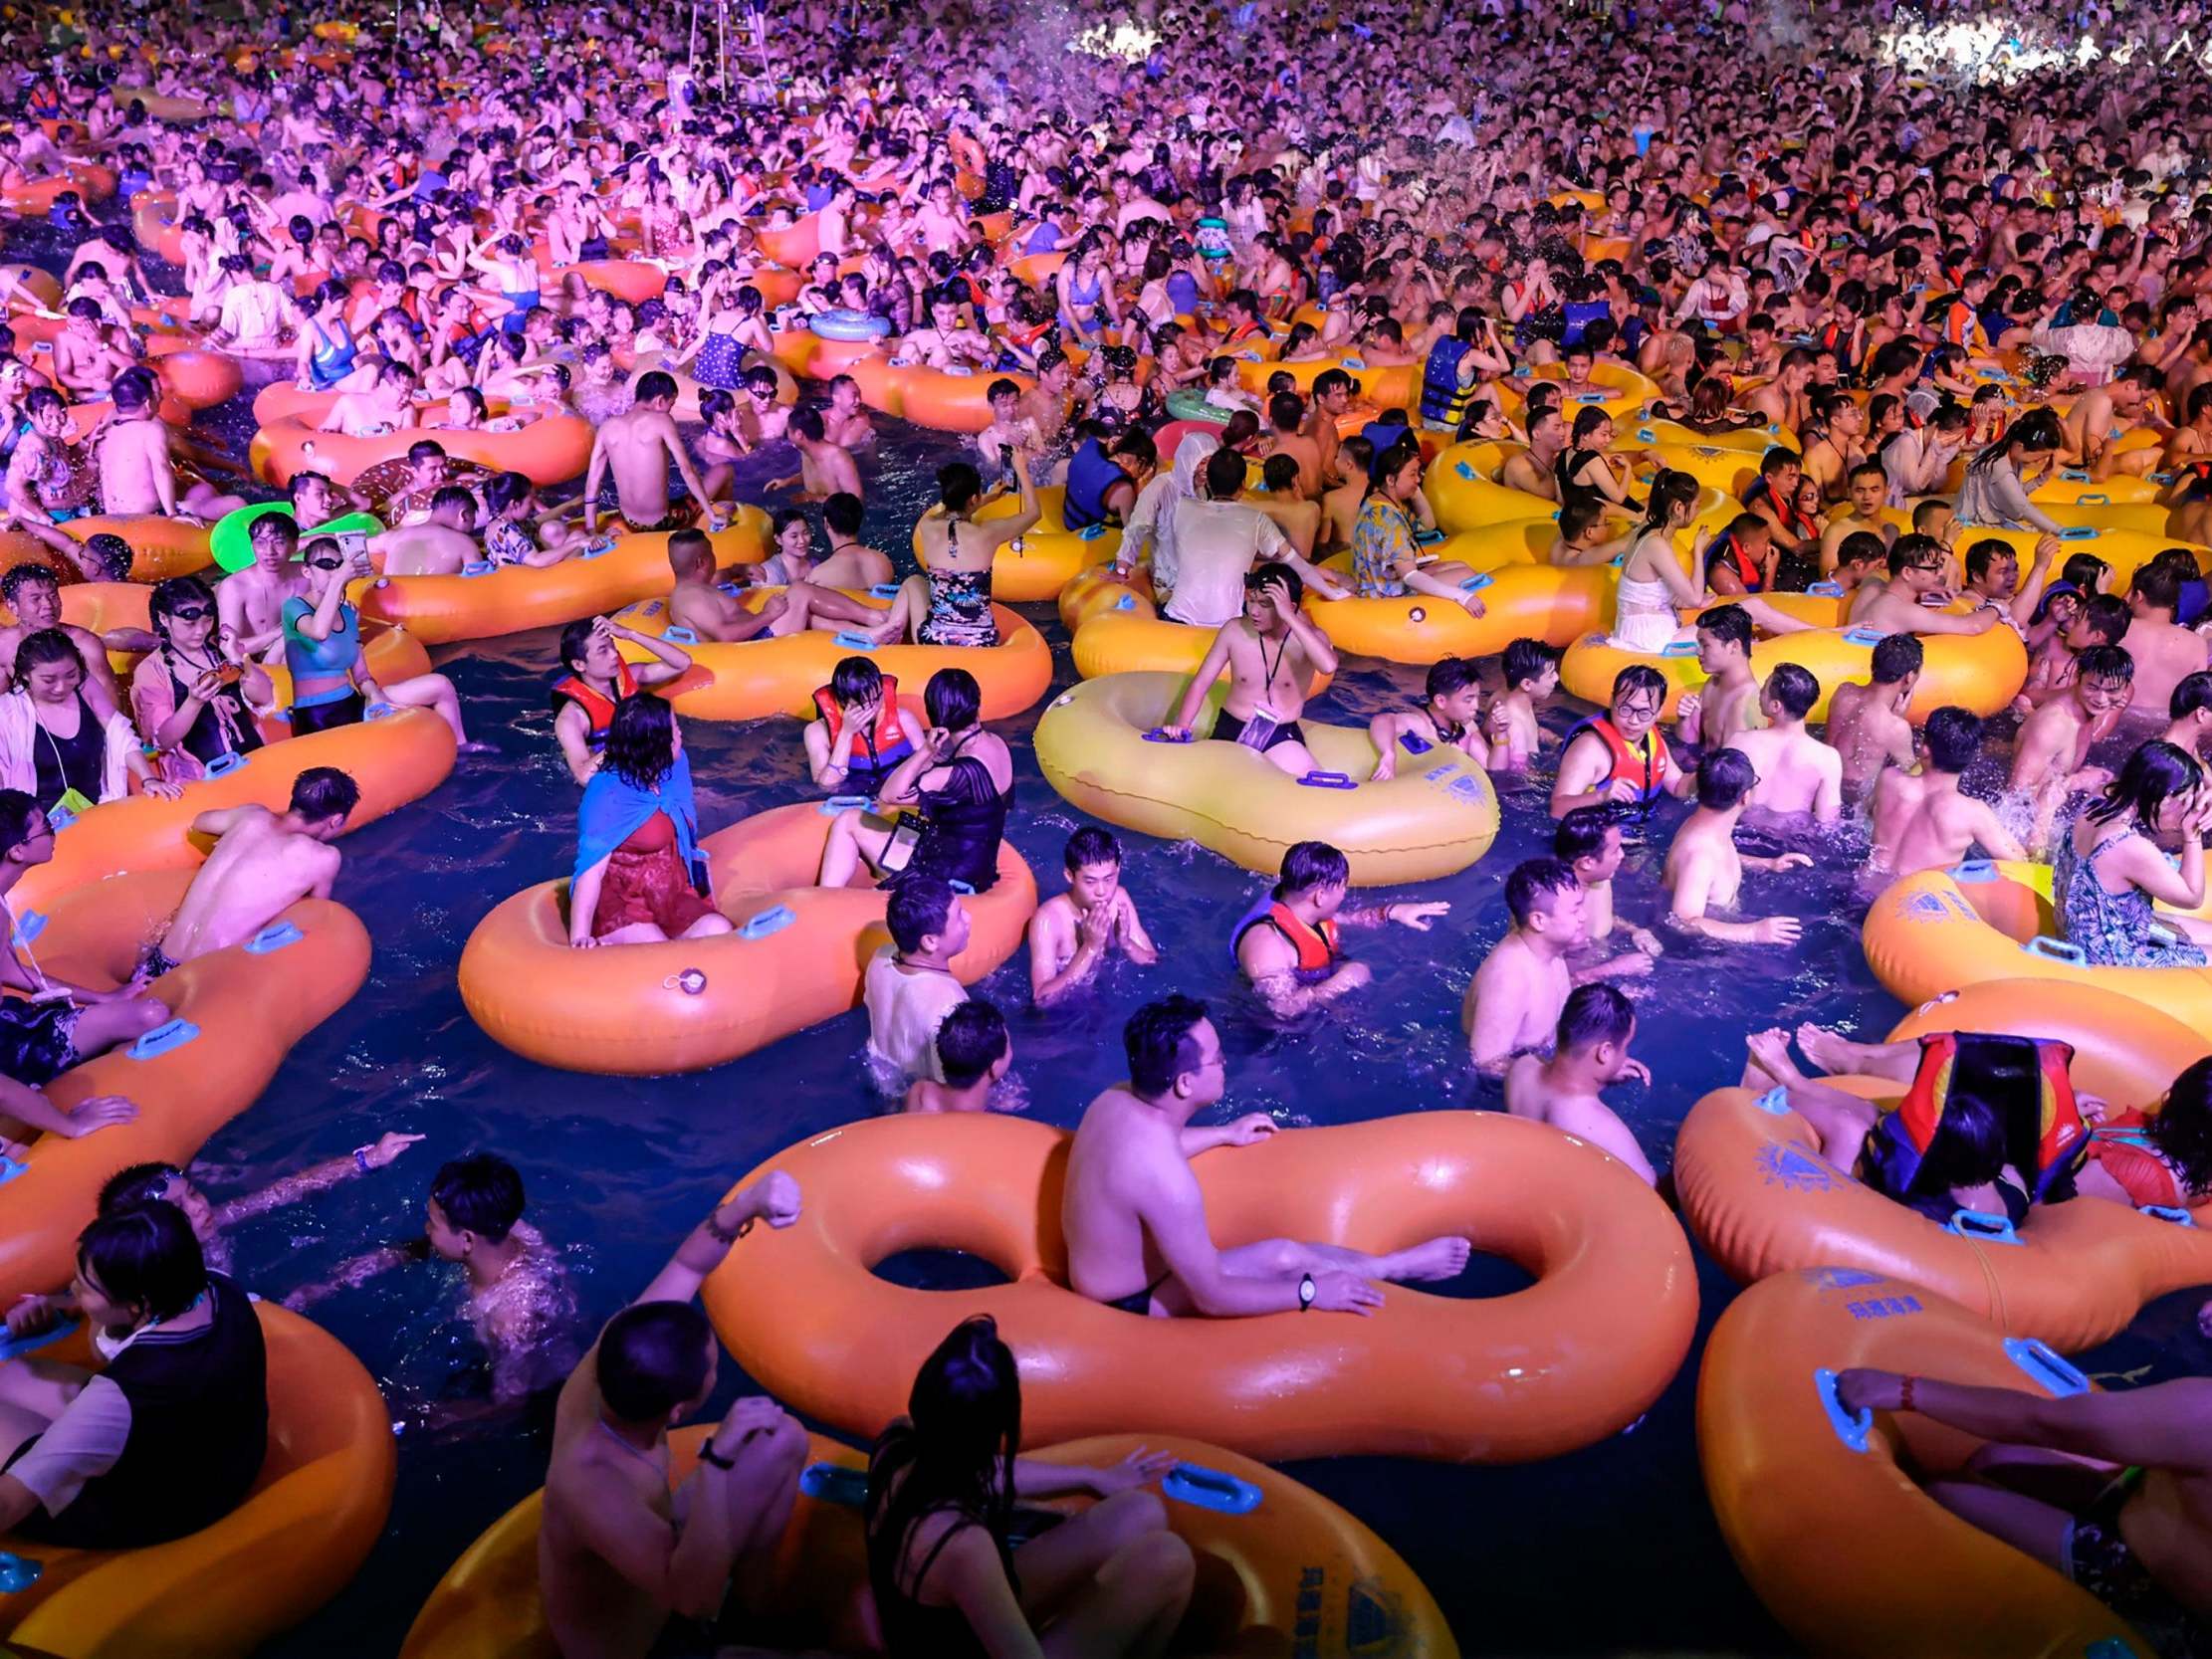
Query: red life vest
550,661,637,751
810,674,913,781
1231,899,1340,984
1565,716,1669,804
1880,1031,2088,1203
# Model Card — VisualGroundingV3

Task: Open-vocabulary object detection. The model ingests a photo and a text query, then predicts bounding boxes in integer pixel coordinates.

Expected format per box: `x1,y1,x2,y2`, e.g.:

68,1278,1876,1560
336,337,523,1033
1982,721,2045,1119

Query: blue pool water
6,207,2203,1651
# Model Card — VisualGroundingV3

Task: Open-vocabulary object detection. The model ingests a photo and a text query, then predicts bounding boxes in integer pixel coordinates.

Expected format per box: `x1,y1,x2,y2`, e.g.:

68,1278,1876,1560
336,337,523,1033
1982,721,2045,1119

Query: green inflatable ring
1163,389,1233,426
210,504,382,573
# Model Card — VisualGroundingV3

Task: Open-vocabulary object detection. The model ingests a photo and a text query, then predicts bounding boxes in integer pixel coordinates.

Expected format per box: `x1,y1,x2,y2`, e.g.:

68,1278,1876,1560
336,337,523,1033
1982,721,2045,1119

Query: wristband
698,1443,736,1471
705,1208,745,1244
353,1146,372,1175
1898,1374,1917,1412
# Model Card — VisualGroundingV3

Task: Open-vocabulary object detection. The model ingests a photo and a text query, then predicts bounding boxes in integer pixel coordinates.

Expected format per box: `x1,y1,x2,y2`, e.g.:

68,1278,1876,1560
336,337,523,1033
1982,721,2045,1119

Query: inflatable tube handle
1575,390,1607,403
947,879,977,896
1841,626,1885,646
1459,571,1494,591
129,1017,200,1060
1143,727,1194,743
1637,426,1657,443
1297,770,1358,789
578,536,618,559
740,904,796,940
818,794,872,814
2077,493,2109,505
1416,526,1447,546
364,702,399,721
2140,1203,2197,1227
662,626,699,645
2059,469,2091,482
0,1317,79,1362
2059,525,2097,541
1340,355,1365,370
1077,522,1107,541
1806,580,1845,597
12,910,44,945
0,1153,23,1186
202,749,248,779
1660,639,1699,658
1950,859,1999,883
869,583,903,598
0,1551,43,1594
2023,934,2087,963
1753,1086,1792,1116
832,631,877,650
1114,594,1136,610
2004,1337,2090,1397
245,920,303,954
461,559,496,577
1946,1207,2020,1244
1163,1462,1264,1515
798,1461,869,1509
1453,460,1477,480
1814,1368,1872,1454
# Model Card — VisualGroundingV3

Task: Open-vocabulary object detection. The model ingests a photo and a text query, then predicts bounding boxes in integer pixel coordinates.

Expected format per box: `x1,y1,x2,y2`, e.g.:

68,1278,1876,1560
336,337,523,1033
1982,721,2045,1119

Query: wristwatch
698,1443,736,1471
1297,1272,1316,1312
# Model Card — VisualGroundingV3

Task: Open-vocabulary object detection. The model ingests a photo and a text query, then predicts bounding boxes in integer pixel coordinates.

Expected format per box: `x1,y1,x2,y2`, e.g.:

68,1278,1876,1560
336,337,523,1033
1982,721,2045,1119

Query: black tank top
162,654,264,769
31,694,105,810
912,734,1011,893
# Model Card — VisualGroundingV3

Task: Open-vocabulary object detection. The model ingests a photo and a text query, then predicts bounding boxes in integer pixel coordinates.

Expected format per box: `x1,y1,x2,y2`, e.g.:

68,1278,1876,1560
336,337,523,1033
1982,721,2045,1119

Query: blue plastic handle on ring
1950,859,1998,883
1460,571,1494,591
461,559,496,577
947,878,977,896
364,702,399,722
1416,526,1446,546
2141,1203,2197,1227
1754,1086,1792,1116
2004,1337,2089,1397
832,631,877,650
663,626,699,645
13,910,44,945
1143,727,1194,743
817,794,871,814
1946,1207,2020,1244
0,1317,80,1363
798,1461,869,1509
1815,1367,1872,1454
245,920,303,954
1341,355,1365,370
1576,390,1606,403
1842,626,1884,646
870,583,903,598
128,1017,201,1061
0,1551,43,1593
2024,933,2087,964
1077,522,1106,541
2059,469,2091,482
716,580,743,595
202,749,248,779
0,1153,25,1187
1661,639,1699,658
1114,593,1136,610
579,536,617,559
1806,579,1845,597
1637,427,1657,443
740,904,796,940
1297,770,1358,790
1453,461,1477,480
1163,1461,1265,1515
2078,493,2109,505
2059,525,2097,540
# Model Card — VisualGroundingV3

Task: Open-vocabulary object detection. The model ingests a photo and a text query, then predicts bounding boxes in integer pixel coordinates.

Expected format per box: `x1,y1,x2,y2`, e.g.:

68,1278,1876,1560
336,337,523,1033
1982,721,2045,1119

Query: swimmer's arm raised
1834,1371,2212,1471
633,1172,801,1308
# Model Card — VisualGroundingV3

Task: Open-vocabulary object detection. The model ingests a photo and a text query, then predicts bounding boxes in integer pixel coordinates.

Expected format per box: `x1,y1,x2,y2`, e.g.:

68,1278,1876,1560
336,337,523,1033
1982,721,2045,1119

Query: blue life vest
1063,439,1122,530
1361,420,1413,480
1420,336,1476,426
1560,300,1611,347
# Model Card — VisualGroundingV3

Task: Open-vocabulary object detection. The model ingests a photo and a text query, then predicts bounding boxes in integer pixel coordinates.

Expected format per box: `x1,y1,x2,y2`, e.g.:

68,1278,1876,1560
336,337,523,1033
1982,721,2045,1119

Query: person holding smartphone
132,576,271,784
284,535,488,750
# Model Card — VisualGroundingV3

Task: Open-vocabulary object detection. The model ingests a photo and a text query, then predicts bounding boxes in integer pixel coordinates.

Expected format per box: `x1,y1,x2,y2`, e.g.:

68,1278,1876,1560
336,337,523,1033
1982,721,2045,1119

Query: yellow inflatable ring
913,487,1121,604
1699,1268,2148,1658
700,1111,1694,1462
1307,560,1611,664
399,1425,1456,1659
1034,671,1497,884
611,593,1052,723
459,800,1035,1076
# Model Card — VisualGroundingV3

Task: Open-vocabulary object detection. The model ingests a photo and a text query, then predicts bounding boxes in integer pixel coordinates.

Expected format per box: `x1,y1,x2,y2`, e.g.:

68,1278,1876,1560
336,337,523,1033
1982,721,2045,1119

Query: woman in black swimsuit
132,576,269,784
865,1316,1195,1659
0,630,176,814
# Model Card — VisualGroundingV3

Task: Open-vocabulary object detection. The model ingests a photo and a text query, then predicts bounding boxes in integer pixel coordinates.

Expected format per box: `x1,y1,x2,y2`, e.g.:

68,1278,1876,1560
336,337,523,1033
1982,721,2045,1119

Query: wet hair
1765,662,1819,720
80,533,132,581
2148,1056,2212,1195
1611,663,1667,708
97,1159,185,1216
1870,633,1924,686
77,1201,205,1322
934,999,1009,1089
2061,552,2111,595
288,765,359,823
147,575,216,642
2076,643,2136,688
885,875,956,953
1908,1085,2008,1199
2132,561,2184,613
1697,603,1753,656
1968,405,2063,475
1504,856,1578,926
829,656,884,708
0,788,39,858
1502,638,1561,689
602,695,679,790
1553,805,1615,866
1695,747,1757,810
1888,532,1945,578
2172,671,2212,722
1963,538,2015,583
924,667,981,732
1921,706,1982,774
1064,825,1120,872
1204,445,1247,498
938,462,984,515
0,564,58,607
1642,468,1700,530
1836,530,1887,571
15,628,85,683
824,493,865,536
866,1317,1019,1580
429,1152,526,1243
1425,657,1478,704
1124,993,1211,1098
2078,594,2131,646
634,369,678,404
1556,982,1633,1053
1273,839,1349,899
558,618,600,674
596,1301,715,1422
2086,738,2201,830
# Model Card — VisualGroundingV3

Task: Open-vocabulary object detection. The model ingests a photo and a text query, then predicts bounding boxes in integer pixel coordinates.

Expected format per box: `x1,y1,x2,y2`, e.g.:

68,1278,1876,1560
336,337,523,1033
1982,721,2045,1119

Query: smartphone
335,530,370,559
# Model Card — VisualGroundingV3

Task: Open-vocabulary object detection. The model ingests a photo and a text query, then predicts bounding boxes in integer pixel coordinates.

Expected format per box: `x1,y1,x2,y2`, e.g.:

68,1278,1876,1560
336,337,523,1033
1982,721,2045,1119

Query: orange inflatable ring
459,800,1035,1076
0,265,62,311
1624,416,1797,454
912,487,1120,603
1863,860,2212,1029
55,514,212,581
701,1110,1697,1462
1056,564,1152,633
251,411,595,489
354,515,771,648
143,343,246,410
1066,607,1336,697
1497,360,1659,423
0,1304,395,1657
1232,349,1420,411
610,593,1053,723
129,191,188,266
399,1424,1456,1659
1699,1268,2147,1659
877,361,1011,433
1,162,116,215
0,875,370,1300
12,705,456,913
1673,977,2212,1352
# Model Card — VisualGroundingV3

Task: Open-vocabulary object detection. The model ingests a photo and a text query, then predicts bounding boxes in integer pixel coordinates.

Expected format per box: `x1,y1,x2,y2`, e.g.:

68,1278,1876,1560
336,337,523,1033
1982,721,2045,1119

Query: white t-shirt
862,947,966,1080
1162,498,1290,628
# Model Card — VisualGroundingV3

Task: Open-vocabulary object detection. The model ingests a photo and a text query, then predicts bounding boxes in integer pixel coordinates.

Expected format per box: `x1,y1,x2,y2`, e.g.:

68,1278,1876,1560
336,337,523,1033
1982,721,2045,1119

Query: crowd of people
3,0,2212,1650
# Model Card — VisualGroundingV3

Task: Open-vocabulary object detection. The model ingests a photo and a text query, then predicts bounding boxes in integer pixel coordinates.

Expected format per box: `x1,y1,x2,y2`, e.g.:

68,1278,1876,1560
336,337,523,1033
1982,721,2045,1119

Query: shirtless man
900,288,994,370
584,371,723,536
0,565,134,718
219,513,307,665
1662,748,1810,945
2010,644,2135,848
1161,563,1337,779
1497,405,1566,503
1261,392,1323,499
1367,656,1487,781
1029,825,1158,1007
820,376,875,450
1963,534,2059,632
1731,664,1845,821
1553,807,1661,981
318,358,418,438
139,768,358,976
1689,603,1761,749
96,368,246,522
812,493,894,588
1063,994,1470,1318
666,527,898,644
1819,463,1897,570
2164,672,2212,760
49,300,135,399
2062,363,2165,479
787,408,862,501
1869,706,2026,879
1233,839,1447,1019
1823,632,1921,799
1302,369,1355,485
368,486,478,577
1464,857,1586,1070
537,1173,807,1659
903,1000,1013,1114
2123,562,2210,718
1850,534,2000,638
1504,984,1657,1185
1489,638,1561,772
